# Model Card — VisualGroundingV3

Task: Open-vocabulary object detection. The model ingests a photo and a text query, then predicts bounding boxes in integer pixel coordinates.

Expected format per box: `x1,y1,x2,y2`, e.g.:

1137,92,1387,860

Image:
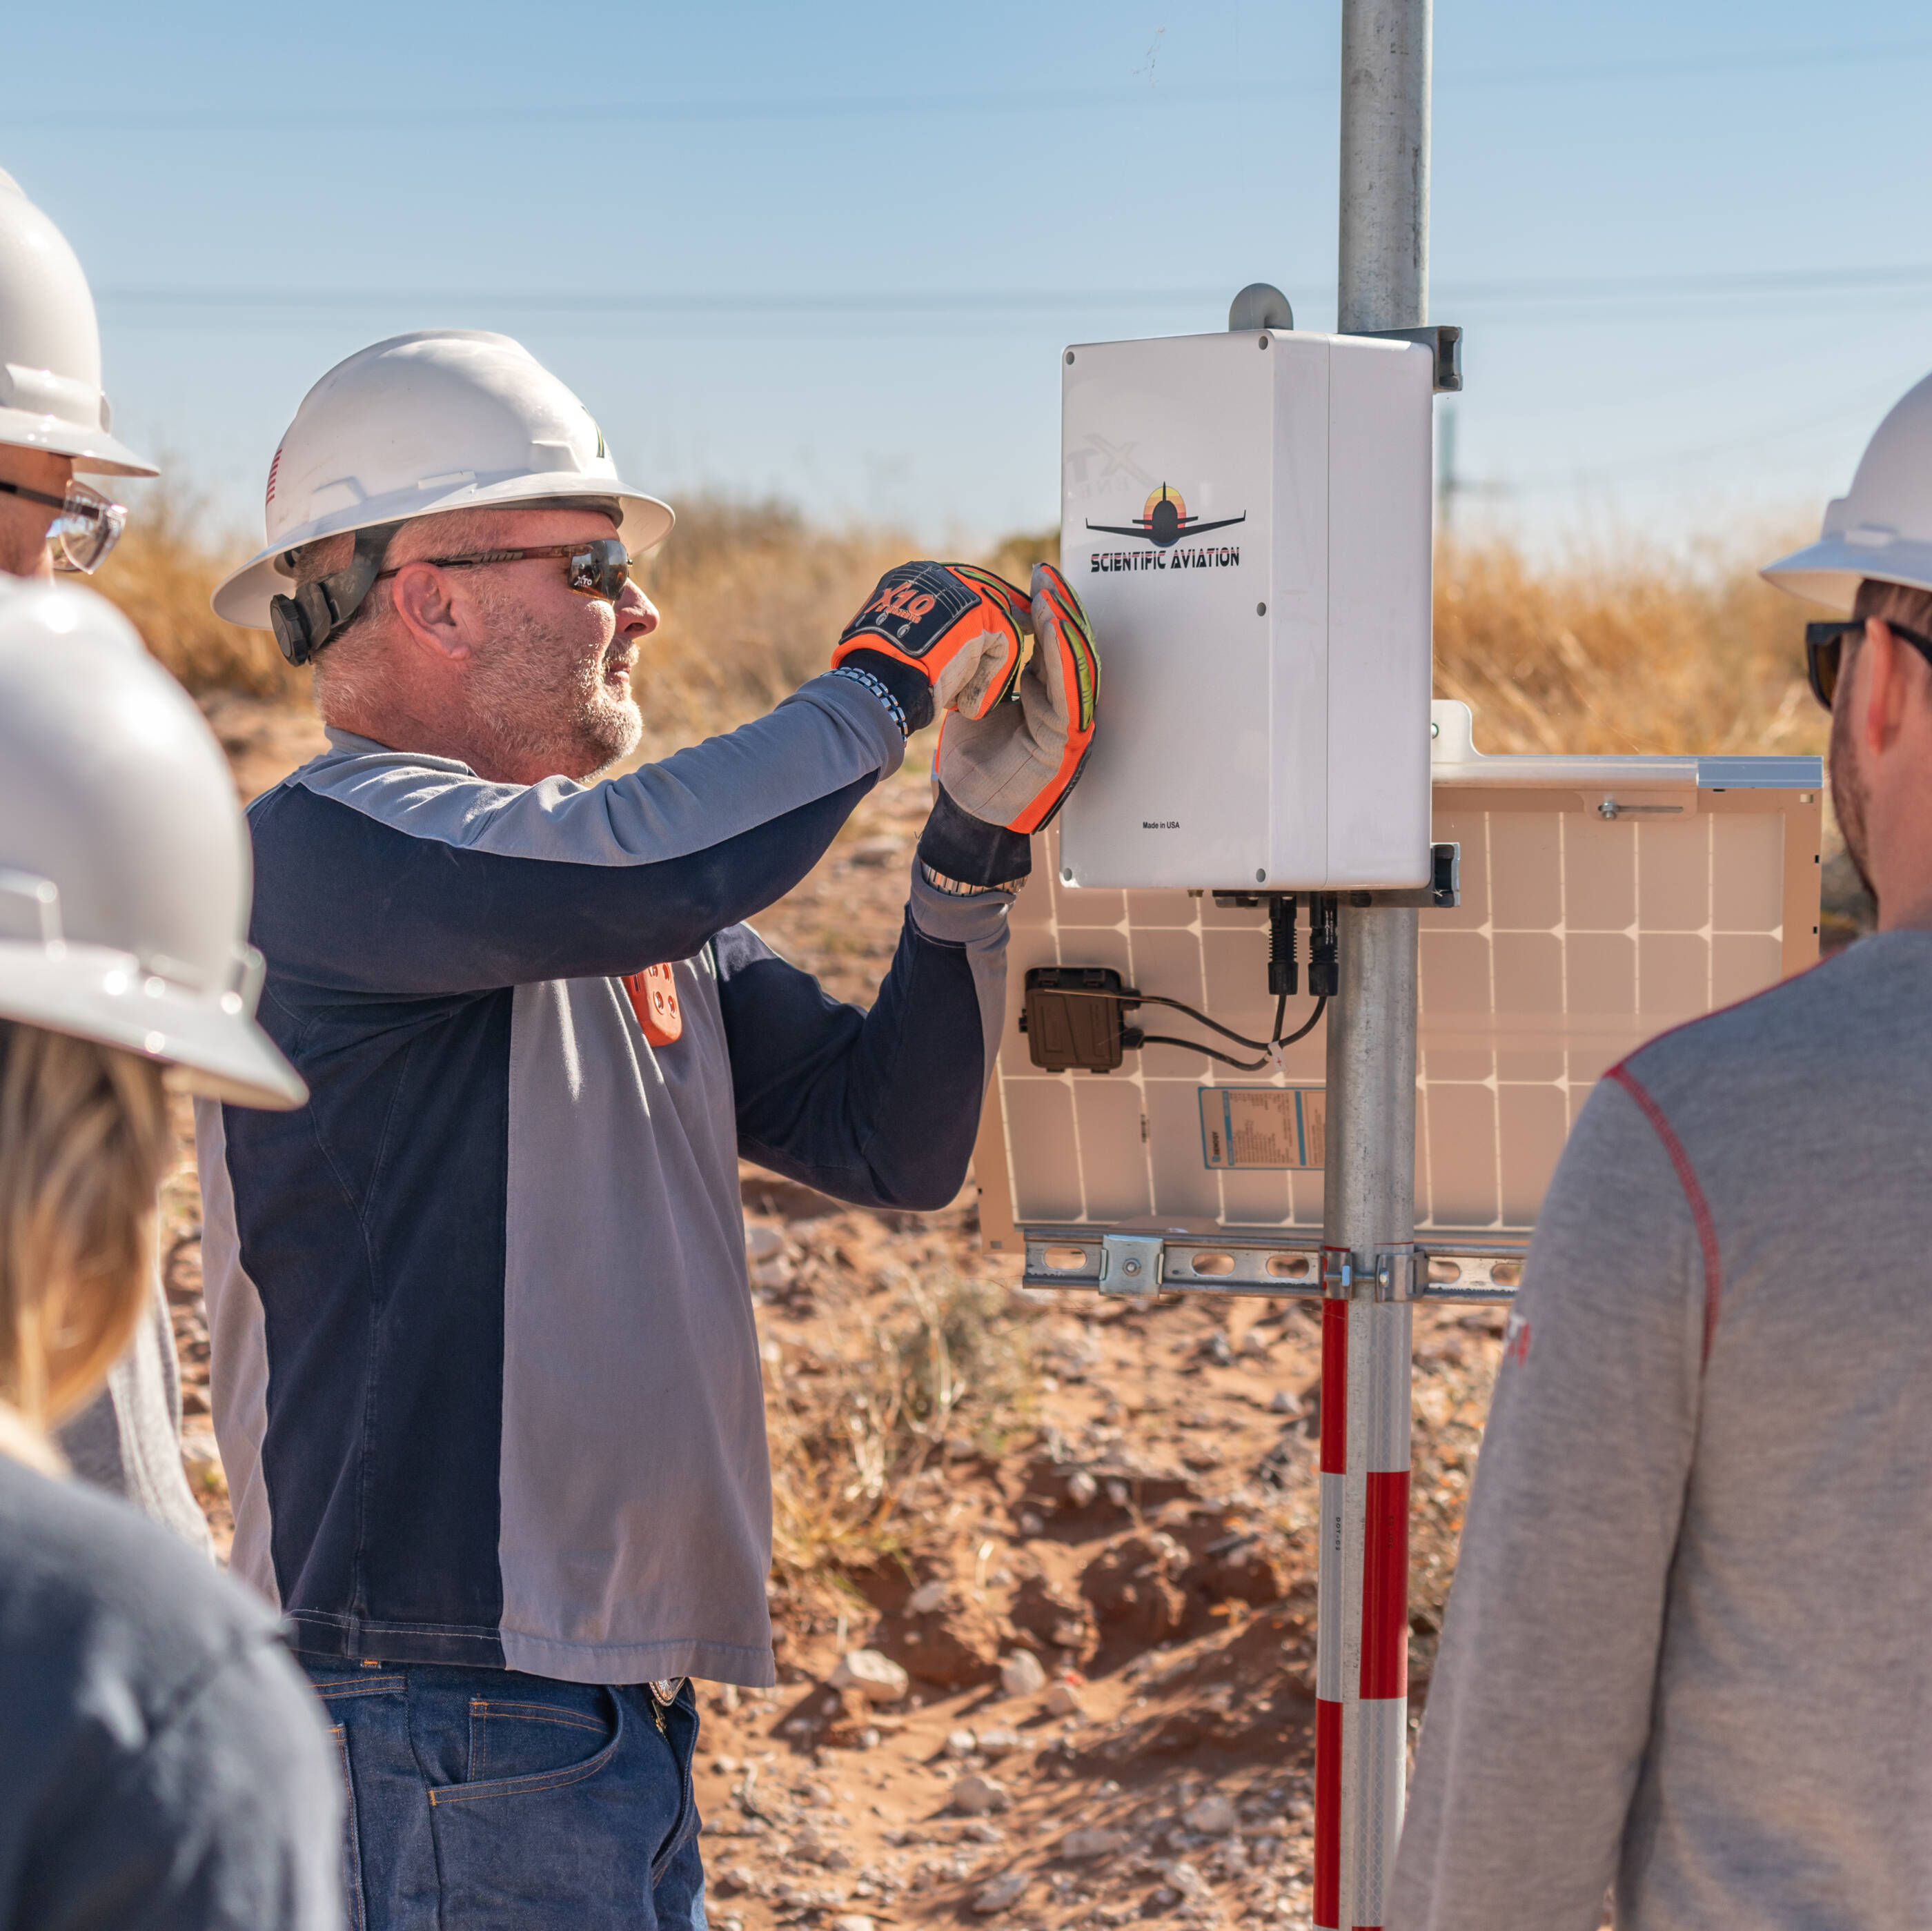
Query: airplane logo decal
1085,483,1247,550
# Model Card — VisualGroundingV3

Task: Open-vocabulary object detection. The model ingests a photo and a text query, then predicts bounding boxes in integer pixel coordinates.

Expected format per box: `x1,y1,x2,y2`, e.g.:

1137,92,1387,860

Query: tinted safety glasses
377,536,636,602
0,475,128,573
1806,616,1932,710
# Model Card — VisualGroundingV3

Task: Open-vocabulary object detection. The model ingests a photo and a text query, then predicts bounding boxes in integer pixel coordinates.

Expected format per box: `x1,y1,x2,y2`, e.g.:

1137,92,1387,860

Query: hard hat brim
1761,535,1932,614
0,943,308,1111
210,474,676,628
0,406,159,479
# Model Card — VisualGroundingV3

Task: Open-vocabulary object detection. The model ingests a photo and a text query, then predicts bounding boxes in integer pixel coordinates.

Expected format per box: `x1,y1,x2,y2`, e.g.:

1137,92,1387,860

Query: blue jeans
303,1657,705,1931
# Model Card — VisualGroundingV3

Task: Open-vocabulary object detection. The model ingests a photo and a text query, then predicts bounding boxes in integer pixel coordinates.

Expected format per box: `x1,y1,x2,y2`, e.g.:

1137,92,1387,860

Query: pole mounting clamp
1098,1232,1164,1298
1373,1243,1420,1302
1321,1249,1356,1298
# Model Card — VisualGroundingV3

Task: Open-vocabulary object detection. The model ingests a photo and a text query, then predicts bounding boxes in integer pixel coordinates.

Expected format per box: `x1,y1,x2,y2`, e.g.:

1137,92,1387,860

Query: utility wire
21,41,1932,133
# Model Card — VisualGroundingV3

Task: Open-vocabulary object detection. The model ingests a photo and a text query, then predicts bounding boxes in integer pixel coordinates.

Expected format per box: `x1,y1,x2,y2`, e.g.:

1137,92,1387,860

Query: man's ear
387,563,474,664
1861,619,1912,757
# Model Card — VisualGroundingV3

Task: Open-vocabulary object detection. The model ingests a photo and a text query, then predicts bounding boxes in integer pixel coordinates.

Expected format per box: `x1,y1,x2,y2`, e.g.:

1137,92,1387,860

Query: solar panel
977,702,1821,1262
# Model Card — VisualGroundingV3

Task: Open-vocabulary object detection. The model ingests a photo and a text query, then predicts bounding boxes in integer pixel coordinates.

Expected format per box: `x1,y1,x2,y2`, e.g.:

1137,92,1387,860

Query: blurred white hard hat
0,578,304,1111
1762,370,1932,612
0,169,156,477
213,328,674,629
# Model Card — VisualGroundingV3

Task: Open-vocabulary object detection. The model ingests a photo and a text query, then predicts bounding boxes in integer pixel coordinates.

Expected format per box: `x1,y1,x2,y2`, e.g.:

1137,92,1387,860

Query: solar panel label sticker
1199,1086,1327,1170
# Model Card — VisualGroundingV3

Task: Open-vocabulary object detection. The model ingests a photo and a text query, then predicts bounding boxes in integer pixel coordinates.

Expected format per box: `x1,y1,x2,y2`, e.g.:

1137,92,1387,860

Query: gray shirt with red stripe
1393,931,1932,1930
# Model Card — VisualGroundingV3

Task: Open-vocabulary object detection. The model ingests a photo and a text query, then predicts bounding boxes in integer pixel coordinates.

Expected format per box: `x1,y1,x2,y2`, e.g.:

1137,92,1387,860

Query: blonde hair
0,1021,170,1457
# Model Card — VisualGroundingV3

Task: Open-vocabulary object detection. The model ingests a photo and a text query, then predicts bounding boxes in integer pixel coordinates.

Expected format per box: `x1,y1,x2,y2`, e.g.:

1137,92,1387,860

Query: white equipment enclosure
1061,328,1435,891
979,701,1822,1289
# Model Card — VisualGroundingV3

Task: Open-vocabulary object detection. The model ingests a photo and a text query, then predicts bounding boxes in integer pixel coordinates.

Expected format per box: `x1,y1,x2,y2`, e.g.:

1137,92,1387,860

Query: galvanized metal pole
1314,3,1430,1929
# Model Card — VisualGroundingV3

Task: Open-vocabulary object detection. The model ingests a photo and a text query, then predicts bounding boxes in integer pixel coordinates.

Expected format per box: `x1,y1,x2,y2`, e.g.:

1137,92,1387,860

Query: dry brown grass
1432,529,1826,760
91,487,302,700
766,1268,1034,1589
89,486,1824,769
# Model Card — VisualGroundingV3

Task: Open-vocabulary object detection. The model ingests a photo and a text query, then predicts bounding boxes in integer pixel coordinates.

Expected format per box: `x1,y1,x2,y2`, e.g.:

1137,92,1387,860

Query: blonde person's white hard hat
0,579,305,1111
1762,370,1932,612
0,169,157,477
213,329,674,629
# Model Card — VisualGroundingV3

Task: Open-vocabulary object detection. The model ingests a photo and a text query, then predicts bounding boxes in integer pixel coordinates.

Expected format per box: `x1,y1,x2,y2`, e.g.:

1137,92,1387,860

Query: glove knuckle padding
831,560,1026,722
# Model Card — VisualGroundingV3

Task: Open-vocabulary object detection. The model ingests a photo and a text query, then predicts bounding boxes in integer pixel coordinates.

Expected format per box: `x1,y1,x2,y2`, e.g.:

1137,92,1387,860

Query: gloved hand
830,560,1031,735
918,563,1100,889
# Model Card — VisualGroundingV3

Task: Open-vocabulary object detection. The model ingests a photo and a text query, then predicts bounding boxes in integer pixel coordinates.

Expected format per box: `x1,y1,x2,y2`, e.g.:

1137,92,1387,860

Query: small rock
1105,1478,1130,1507
1044,1681,1085,1719
945,1728,978,1758
952,1774,1010,1816
1240,1328,1274,1358
1065,1469,1098,1508
830,1650,909,1705
716,1682,741,1712
1000,1650,1047,1699
833,1917,876,1931
1016,1509,1044,1537
958,1819,1005,1844
743,1222,783,1262
977,1725,1021,1759
1201,1331,1234,1366
1270,1389,1303,1416
716,1865,758,1896
1060,1826,1130,1862
710,1754,739,1774
1182,1794,1239,1836
907,1578,951,1615
972,1872,1029,1914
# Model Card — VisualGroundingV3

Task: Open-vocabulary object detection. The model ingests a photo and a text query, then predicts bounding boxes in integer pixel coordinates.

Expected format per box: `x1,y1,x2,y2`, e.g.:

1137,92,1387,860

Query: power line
16,40,1932,133
89,261,1932,324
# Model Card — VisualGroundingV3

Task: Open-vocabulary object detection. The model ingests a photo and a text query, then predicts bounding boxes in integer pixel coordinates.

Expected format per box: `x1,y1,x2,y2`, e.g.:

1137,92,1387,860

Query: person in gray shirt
1392,374,1932,1928
0,578,335,1928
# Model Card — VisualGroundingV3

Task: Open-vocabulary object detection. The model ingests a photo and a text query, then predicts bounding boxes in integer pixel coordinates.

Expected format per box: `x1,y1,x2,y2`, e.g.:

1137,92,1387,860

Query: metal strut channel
1021,1229,1528,1305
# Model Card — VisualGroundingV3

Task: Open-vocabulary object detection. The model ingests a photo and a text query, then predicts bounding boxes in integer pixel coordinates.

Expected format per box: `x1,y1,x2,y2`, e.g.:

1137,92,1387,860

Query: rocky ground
163,693,1506,1931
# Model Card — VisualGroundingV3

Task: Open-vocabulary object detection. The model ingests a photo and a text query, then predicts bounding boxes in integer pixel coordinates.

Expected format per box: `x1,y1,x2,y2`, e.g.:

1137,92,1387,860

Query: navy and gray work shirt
195,675,1011,1687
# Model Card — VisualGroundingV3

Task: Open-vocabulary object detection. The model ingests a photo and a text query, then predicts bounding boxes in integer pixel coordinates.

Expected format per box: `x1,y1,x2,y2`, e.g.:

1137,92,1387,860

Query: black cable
1045,982,1279,1051
1131,1033,1272,1072
1276,995,1327,1048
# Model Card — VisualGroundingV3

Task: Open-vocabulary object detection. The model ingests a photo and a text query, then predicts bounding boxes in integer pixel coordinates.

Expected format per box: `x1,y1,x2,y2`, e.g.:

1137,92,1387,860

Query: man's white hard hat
213,329,675,629
0,578,305,1111
0,170,156,477
1762,370,1932,612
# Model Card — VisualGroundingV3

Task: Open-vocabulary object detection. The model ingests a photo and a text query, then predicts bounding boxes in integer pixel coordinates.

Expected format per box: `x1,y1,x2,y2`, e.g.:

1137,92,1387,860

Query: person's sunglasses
0,475,128,573
1806,615,1932,710
377,536,636,602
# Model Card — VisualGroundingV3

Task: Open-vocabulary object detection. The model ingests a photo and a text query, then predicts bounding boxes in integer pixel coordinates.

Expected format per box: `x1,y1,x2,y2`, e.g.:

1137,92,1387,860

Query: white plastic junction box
1058,326,1435,891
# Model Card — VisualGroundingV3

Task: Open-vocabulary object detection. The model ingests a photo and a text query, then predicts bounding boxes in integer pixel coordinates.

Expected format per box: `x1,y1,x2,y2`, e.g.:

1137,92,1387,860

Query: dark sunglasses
377,535,635,602
1806,616,1932,710
0,475,128,573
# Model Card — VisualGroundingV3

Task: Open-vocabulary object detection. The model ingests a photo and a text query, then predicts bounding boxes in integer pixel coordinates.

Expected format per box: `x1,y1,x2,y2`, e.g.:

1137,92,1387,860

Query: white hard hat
1762,371,1932,612
0,170,156,477
213,328,674,630
0,579,305,1111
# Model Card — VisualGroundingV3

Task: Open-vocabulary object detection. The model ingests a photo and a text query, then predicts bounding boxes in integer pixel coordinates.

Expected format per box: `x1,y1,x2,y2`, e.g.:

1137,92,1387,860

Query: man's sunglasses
0,476,128,573
377,536,636,603
1806,616,1932,710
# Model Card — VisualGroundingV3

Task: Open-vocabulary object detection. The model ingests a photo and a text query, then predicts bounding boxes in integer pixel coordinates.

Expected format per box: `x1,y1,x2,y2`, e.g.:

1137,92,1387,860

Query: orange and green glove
918,563,1101,889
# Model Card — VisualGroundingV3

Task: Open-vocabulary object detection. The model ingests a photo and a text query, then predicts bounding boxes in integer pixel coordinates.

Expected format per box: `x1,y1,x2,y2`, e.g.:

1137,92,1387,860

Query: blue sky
14,1,1932,556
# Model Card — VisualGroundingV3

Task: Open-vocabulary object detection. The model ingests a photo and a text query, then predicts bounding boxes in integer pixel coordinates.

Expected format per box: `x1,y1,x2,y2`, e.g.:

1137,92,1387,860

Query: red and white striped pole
1311,4,1430,1925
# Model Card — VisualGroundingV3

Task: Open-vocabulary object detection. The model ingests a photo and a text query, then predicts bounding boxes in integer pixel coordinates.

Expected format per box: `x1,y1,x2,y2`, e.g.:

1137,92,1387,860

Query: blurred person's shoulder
0,1449,339,1927
1616,934,1932,1113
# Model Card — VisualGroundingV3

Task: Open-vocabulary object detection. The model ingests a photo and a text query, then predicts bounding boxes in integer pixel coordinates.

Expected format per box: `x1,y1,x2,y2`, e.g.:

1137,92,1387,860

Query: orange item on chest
623,964,683,1046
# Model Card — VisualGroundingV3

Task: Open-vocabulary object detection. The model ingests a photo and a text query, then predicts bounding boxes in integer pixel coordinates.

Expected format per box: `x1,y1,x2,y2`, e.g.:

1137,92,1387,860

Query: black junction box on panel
1019,967,1128,1073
